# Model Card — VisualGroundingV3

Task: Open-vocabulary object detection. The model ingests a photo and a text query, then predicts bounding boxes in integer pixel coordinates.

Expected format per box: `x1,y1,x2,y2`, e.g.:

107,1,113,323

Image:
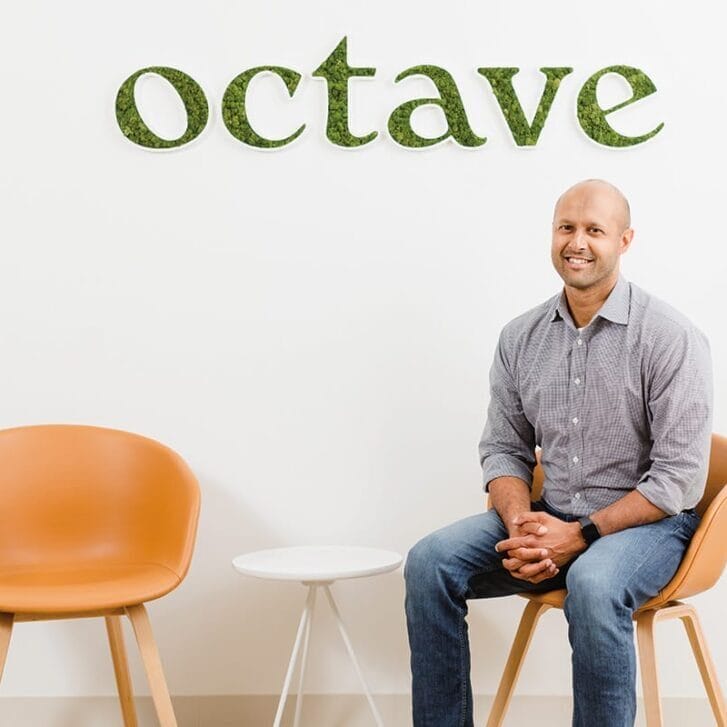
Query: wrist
570,521,588,553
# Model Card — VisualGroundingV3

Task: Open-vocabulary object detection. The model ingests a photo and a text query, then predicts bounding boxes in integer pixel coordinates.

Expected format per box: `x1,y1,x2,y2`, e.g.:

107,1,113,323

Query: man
404,179,712,727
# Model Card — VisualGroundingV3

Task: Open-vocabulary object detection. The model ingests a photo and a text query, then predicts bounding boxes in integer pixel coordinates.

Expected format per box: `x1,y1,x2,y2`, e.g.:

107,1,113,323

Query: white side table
232,545,403,727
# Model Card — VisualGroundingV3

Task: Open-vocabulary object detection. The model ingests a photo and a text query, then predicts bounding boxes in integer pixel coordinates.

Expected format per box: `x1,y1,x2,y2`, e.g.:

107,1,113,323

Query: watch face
579,517,600,545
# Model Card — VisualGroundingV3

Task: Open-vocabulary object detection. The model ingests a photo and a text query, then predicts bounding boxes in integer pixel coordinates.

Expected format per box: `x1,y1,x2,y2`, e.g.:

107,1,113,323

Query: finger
502,557,525,571
518,522,548,536
516,559,553,578
508,547,549,562
527,566,560,584
495,536,532,553
512,511,546,526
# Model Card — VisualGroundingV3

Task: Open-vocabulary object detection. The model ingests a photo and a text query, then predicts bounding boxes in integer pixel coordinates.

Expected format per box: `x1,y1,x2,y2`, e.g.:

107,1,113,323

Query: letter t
313,36,377,147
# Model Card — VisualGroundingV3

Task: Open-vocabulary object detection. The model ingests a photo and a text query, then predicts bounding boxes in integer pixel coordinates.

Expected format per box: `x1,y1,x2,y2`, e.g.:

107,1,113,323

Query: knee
405,532,443,583
564,564,630,621
404,530,456,596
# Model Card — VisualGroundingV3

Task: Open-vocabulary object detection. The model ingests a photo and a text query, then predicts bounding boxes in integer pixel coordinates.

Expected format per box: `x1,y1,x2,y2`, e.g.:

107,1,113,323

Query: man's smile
564,256,594,269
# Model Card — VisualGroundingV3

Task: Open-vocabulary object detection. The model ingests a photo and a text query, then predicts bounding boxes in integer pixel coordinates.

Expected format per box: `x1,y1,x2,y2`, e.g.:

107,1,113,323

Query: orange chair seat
521,586,672,612
0,562,181,614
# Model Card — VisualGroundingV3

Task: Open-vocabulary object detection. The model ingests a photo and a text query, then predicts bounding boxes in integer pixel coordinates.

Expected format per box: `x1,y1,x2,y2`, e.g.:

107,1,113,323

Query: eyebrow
554,219,608,229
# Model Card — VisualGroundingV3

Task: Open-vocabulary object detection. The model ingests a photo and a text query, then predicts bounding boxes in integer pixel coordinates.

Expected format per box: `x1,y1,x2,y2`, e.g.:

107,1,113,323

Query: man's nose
572,230,587,250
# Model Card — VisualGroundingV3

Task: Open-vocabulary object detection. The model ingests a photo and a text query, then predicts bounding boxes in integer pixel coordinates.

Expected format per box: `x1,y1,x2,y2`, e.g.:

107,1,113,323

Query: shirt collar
550,276,630,326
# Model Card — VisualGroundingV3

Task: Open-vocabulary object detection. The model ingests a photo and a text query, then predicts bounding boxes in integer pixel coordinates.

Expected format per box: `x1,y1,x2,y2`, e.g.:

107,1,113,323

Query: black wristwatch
578,516,601,547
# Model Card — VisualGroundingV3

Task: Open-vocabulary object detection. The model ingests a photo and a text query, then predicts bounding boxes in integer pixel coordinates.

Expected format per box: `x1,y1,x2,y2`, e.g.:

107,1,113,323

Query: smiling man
404,179,713,727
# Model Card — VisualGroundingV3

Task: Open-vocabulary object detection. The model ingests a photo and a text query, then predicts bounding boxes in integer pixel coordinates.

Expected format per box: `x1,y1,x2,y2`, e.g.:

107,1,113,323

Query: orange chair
487,433,727,727
0,425,200,727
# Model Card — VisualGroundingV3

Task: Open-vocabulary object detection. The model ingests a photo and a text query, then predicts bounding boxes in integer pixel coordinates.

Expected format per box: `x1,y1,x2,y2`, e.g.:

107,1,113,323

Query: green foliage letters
577,65,664,147
222,67,305,148
312,37,377,147
388,66,486,148
478,67,573,146
116,66,209,149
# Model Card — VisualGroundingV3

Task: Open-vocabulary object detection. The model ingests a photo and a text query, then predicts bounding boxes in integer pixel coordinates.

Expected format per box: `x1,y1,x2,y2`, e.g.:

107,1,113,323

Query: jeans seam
458,612,466,727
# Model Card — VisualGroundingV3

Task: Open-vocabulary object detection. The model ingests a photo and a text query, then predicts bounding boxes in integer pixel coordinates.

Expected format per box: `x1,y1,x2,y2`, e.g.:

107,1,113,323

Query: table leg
323,585,384,727
293,585,317,727
273,586,316,727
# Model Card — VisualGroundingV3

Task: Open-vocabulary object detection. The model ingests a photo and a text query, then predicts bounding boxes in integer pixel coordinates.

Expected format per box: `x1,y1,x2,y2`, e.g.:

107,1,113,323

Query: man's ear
620,227,634,254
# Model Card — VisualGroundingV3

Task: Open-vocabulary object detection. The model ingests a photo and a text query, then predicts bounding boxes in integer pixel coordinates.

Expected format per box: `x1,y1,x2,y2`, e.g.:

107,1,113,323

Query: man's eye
559,225,571,231
589,227,602,233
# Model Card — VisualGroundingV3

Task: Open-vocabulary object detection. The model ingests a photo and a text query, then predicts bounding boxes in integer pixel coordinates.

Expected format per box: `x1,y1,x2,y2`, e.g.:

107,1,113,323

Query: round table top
232,545,403,582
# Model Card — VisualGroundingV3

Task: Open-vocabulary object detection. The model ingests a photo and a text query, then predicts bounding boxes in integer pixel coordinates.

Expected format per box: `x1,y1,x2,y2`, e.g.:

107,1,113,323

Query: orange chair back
0,425,200,581
697,434,727,515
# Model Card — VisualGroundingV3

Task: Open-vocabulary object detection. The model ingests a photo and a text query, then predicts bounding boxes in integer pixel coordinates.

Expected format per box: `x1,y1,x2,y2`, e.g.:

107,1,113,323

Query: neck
564,274,619,328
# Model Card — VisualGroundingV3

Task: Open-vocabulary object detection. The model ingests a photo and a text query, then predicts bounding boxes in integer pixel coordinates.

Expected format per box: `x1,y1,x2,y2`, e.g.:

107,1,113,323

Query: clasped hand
495,511,586,584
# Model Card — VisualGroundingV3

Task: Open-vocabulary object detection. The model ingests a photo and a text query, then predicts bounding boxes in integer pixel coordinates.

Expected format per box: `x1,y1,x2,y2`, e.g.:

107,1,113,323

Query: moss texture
312,36,377,147
478,67,573,146
222,66,305,148
116,66,209,149
388,65,486,148
577,65,664,147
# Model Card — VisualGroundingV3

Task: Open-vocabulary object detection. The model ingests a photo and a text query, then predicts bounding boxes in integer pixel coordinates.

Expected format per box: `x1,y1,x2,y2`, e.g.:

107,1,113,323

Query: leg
679,605,727,726
564,510,699,727
125,604,177,727
486,600,551,727
0,613,13,680
404,509,567,727
106,615,139,727
273,585,316,727
293,585,317,727
323,584,383,727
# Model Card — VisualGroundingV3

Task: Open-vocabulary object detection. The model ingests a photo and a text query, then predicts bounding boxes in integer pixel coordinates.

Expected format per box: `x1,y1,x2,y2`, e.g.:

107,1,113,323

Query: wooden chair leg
106,615,139,727
486,600,551,727
679,606,727,726
636,610,663,727
126,604,177,727
0,613,14,681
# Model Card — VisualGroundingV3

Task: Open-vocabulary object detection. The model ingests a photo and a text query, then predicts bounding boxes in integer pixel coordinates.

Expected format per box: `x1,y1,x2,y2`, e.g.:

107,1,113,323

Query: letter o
115,66,209,149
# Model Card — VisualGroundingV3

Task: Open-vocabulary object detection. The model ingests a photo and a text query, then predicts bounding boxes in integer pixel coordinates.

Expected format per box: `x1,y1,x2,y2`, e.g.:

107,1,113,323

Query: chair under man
487,433,727,727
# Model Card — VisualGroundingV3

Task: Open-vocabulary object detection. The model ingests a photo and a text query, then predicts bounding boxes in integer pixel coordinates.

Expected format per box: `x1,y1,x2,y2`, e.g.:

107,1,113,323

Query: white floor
0,694,717,726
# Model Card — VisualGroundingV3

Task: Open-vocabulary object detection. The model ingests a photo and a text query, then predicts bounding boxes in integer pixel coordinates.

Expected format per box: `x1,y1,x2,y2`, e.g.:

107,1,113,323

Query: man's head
551,179,634,292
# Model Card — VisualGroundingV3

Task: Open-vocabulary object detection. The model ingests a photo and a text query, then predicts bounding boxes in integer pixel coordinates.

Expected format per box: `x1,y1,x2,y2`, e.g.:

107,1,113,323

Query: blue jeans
404,499,700,727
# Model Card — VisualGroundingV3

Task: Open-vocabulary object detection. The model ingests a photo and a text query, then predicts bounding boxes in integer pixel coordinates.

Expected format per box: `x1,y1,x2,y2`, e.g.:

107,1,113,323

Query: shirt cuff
635,478,683,516
482,454,533,493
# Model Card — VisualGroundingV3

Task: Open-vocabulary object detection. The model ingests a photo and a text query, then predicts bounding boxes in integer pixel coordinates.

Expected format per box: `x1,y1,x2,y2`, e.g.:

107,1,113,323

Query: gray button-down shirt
479,276,713,516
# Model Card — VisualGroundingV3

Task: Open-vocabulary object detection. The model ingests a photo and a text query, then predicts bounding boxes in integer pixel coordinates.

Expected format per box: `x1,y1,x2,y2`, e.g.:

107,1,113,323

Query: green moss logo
115,37,663,151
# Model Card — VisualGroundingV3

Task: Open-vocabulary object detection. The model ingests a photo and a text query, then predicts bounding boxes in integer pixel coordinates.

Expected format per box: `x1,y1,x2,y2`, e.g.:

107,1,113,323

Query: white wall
0,0,725,700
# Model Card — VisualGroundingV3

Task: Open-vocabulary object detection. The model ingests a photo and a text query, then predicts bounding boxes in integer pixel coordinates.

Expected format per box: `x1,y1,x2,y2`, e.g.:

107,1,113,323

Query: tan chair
487,433,727,727
0,424,200,727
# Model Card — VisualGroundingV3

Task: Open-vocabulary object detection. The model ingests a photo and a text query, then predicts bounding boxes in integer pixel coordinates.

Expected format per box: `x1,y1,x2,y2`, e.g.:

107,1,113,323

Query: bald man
404,180,713,727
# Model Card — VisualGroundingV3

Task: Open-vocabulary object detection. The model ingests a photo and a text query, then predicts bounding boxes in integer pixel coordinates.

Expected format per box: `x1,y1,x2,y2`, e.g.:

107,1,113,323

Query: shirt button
572,456,579,463
574,377,581,385
574,492,581,499
577,339,583,346
572,417,579,424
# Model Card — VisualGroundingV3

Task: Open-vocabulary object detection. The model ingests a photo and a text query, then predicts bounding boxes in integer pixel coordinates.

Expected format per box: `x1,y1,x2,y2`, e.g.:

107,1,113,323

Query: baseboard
0,694,715,726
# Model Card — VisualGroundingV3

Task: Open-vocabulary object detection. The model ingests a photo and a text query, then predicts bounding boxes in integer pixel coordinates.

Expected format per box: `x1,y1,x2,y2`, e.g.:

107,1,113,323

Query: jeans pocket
678,509,701,537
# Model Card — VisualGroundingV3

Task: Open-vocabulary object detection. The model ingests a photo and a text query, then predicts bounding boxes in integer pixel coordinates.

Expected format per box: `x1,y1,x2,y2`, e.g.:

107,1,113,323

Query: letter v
478,67,573,146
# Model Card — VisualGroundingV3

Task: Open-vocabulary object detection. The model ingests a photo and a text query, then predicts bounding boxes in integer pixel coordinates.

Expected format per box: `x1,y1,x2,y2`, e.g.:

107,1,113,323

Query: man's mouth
564,256,594,268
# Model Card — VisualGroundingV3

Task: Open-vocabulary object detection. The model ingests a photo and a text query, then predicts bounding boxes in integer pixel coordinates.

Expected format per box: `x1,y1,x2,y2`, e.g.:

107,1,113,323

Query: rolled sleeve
636,327,713,515
478,329,536,492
